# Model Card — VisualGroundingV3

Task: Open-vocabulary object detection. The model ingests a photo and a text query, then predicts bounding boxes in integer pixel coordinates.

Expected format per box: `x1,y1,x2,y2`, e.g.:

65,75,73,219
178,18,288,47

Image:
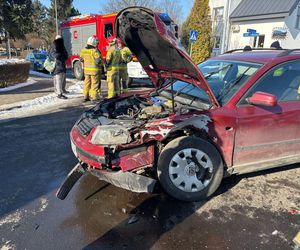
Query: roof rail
224,48,277,54
276,49,300,57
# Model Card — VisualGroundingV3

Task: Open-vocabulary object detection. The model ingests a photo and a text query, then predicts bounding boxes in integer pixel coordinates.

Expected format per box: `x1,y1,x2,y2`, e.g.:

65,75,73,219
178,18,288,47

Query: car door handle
225,126,233,131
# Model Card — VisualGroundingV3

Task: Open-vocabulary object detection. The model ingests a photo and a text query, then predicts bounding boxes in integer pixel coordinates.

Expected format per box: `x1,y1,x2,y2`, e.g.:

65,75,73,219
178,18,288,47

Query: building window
214,36,221,48
212,7,224,33
212,7,224,49
258,35,265,47
296,5,300,29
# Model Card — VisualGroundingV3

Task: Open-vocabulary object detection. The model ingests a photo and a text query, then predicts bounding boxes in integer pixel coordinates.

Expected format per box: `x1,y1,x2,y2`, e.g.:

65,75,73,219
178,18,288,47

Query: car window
198,60,261,105
104,23,113,38
240,60,300,104
34,53,46,59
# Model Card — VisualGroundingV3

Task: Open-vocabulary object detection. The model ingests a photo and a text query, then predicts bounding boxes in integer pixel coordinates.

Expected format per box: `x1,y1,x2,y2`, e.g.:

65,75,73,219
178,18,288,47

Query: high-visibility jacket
106,45,121,71
80,48,103,75
120,47,132,70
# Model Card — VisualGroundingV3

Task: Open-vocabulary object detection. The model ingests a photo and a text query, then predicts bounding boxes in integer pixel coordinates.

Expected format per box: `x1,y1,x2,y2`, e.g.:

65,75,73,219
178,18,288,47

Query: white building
209,0,300,54
209,0,242,55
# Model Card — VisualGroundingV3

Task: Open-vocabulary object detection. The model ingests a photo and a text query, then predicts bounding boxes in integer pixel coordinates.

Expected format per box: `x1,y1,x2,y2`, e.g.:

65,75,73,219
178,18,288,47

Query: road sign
247,28,257,33
189,30,198,42
243,32,259,37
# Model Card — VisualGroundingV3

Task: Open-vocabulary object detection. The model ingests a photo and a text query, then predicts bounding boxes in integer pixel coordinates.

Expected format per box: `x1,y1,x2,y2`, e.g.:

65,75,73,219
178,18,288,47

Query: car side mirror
247,91,277,107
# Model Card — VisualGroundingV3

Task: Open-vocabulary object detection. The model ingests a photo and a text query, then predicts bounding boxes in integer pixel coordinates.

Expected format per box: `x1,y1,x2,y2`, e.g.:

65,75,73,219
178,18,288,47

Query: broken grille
77,118,97,136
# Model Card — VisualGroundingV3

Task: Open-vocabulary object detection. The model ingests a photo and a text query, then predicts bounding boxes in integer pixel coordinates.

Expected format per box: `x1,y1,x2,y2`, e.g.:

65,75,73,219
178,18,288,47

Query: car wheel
157,136,224,202
73,61,84,80
128,77,133,87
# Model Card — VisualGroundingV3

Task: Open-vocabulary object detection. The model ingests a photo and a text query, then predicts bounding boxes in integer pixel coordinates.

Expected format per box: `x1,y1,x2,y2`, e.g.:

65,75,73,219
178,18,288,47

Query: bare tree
100,0,157,14
100,0,183,23
154,0,183,24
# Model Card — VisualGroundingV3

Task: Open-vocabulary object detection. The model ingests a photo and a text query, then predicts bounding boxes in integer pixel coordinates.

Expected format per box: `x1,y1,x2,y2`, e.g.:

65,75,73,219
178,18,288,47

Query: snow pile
0,58,27,65
0,79,36,92
0,80,83,120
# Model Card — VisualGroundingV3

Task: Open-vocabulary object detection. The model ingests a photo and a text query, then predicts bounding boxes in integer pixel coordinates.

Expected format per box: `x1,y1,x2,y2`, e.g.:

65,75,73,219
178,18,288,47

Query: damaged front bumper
71,126,156,171
56,163,157,200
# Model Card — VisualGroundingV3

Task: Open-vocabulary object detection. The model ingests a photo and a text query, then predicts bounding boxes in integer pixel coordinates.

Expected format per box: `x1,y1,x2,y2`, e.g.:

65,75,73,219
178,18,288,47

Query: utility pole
6,32,11,59
55,0,58,35
190,43,193,57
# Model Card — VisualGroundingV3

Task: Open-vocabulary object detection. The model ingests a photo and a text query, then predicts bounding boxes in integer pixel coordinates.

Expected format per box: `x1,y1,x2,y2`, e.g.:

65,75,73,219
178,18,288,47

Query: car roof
211,50,300,64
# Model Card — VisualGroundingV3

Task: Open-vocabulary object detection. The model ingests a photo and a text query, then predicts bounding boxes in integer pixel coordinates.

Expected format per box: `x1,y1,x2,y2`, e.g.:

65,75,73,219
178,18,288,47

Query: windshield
160,60,261,109
198,60,261,105
34,53,47,59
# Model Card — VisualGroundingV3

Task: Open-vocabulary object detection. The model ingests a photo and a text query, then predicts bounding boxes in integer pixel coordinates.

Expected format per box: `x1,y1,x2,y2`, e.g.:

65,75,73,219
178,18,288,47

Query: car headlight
90,125,131,145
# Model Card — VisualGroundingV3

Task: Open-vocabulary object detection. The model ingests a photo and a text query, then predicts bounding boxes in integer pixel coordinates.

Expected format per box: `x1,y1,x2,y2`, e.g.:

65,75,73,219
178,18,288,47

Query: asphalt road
0,98,299,250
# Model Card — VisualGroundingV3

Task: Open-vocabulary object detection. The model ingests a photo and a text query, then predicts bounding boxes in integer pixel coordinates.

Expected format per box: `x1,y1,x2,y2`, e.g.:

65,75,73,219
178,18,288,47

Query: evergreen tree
181,0,212,63
46,0,80,43
48,0,80,22
32,0,48,39
0,0,33,40
180,21,190,53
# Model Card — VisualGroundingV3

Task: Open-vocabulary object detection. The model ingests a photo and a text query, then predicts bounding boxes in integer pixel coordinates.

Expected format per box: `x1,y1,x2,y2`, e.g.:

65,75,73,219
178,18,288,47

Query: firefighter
80,36,103,102
106,38,121,98
117,38,132,93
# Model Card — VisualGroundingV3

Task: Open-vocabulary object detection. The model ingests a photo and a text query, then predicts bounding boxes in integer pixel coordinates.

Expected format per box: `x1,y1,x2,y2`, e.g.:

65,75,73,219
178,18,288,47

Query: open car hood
115,7,219,108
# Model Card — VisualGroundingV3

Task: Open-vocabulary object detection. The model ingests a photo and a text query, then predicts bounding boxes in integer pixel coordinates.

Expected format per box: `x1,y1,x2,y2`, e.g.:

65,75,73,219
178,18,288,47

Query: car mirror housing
247,91,277,107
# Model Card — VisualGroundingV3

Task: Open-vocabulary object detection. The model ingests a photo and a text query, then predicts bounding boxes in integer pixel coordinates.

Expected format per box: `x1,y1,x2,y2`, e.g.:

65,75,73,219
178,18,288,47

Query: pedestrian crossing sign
190,30,198,42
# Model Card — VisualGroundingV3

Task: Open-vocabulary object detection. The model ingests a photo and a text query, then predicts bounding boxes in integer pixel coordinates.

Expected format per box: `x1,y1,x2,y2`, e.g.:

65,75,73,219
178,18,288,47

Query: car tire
73,61,84,80
128,77,133,87
157,136,224,202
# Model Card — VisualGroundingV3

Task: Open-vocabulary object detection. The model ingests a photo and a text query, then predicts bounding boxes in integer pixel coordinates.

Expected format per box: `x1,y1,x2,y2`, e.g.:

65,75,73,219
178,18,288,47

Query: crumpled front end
70,95,212,173
63,94,212,198
70,95,167,172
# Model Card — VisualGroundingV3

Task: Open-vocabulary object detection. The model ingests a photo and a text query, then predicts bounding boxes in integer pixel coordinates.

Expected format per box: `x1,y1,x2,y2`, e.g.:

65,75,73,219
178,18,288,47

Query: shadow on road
0,104,87,217
78,163,299,249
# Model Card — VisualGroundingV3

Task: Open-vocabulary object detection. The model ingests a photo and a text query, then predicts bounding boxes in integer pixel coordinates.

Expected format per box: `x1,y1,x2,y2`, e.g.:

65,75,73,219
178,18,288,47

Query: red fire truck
61,12,178,81
61,13,149,81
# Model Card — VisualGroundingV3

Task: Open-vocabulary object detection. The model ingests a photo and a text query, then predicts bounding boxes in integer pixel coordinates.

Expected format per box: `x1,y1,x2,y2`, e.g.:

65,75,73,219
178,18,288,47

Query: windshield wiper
217,67,252,100
204,64,232,80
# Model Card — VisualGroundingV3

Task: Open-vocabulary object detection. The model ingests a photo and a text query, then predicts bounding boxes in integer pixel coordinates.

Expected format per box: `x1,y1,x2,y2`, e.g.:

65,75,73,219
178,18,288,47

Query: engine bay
93,94,198,121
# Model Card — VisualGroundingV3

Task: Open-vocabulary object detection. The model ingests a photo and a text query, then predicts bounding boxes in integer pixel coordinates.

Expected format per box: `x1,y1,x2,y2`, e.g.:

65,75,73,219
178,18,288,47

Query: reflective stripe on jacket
80,48,103,75
106,45,121,71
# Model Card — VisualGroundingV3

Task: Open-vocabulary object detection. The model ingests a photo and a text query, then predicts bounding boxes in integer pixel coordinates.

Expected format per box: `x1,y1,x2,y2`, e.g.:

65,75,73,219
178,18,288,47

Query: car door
233,60,300,169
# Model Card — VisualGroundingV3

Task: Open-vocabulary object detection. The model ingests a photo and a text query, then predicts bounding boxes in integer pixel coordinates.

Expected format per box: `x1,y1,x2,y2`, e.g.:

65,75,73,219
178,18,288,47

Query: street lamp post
7,32,11,59
54,0,58,35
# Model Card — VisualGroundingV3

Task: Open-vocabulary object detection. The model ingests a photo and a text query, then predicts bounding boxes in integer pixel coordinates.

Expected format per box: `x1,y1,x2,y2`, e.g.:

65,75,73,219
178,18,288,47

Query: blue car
25,52,47,71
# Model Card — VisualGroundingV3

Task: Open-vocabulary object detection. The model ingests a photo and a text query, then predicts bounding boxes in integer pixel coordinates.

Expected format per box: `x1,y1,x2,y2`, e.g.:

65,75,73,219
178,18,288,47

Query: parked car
0,51,17,57
57,7,300,202
25,51,47,71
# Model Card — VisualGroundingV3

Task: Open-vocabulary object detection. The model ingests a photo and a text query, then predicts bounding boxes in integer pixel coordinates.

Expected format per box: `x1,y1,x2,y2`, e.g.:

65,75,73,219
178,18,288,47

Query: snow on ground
29,70,52,78
0,79,36,92
0,80,83,120
0,58,26,65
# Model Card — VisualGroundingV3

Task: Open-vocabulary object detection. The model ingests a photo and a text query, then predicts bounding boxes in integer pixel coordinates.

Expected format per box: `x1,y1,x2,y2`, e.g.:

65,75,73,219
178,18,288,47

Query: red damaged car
57,7,300,202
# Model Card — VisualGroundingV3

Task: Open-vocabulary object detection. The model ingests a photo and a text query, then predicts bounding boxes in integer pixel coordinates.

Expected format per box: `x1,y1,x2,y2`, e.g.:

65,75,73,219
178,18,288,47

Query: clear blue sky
40,0,194,21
